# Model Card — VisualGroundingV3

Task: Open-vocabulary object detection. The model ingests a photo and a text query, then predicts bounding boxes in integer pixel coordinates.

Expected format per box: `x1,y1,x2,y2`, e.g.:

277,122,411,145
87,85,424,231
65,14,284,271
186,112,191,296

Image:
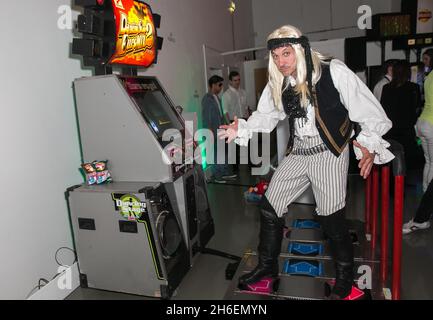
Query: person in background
222,71,251,172
416,61,426,100
416,66,433,192
202,75,236,183
402,52,433,234
222,71,250,121
373,59,397,102
422,49,433,77
417,49,433,104
403,178,433,234
381,60,421,169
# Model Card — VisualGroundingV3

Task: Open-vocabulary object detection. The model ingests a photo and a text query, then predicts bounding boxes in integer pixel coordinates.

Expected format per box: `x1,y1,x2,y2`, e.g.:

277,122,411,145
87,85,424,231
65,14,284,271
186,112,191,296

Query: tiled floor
67,165,433,300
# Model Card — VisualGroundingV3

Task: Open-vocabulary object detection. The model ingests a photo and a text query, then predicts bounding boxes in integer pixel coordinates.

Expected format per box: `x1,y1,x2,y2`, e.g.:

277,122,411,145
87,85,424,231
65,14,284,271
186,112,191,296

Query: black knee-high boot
238,196,284,289
316,207,354,299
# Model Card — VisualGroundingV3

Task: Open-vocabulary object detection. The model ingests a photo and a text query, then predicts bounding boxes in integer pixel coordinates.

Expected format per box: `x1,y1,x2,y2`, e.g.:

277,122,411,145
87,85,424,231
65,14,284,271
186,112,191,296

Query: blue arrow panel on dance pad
292,219,321,229
283,259,323,277
288,242,324,257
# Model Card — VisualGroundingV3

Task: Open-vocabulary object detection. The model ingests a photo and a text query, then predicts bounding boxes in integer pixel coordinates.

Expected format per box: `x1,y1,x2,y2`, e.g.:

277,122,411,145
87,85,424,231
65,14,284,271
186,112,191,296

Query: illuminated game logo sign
72,0,162,70
110,0,157,67
419,9,433,22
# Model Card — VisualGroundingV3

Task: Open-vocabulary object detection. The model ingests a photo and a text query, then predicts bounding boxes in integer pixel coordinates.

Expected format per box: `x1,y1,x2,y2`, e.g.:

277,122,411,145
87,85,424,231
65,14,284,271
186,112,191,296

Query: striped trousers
266,135,349,217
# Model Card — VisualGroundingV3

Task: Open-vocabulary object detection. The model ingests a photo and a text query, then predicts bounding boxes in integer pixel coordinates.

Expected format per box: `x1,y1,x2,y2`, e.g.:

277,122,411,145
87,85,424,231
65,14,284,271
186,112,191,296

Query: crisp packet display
81,161,112,185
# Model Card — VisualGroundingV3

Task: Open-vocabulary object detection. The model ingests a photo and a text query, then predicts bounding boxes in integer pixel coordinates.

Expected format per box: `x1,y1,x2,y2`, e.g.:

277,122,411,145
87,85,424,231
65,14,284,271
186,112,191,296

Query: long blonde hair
267,25,330,109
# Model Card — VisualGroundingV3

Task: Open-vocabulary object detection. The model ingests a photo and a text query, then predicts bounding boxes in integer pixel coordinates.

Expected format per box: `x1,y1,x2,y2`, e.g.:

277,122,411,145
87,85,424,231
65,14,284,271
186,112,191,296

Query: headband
267,36,314,96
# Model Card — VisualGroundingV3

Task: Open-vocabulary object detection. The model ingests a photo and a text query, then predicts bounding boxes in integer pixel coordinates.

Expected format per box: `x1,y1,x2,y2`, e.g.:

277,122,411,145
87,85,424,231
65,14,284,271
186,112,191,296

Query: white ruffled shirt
234,59,395,164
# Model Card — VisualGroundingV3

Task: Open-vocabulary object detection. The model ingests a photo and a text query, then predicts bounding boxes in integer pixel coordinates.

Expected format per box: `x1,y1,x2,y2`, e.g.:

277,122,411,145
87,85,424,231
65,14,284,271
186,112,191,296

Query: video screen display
120,77,183,139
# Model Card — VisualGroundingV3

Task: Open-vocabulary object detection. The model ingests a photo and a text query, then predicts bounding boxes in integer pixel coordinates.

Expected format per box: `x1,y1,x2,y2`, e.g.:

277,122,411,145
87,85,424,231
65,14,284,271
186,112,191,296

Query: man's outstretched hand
218,116,239,144
353,140,375,179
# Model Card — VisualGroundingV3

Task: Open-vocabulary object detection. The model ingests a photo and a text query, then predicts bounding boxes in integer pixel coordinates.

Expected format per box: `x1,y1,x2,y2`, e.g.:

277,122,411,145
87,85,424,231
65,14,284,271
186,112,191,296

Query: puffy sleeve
330,59,395,164
235,83,286,146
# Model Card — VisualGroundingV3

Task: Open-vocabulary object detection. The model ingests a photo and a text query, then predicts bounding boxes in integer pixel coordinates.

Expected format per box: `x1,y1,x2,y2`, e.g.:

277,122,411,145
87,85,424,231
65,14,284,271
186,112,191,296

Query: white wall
0,1,89,299
252,0,401,45
0,0,254,299
141,0,255,126
251,0,427,68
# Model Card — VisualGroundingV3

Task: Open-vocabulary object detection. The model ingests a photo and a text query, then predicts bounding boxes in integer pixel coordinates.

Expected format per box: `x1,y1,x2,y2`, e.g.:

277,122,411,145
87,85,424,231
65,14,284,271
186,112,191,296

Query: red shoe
325,280,366,300
239,277,280,295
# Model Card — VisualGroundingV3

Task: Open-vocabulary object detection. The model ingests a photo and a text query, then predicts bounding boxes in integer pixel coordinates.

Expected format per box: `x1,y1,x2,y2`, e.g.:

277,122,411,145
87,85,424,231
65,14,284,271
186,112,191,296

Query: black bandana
267,36,315,97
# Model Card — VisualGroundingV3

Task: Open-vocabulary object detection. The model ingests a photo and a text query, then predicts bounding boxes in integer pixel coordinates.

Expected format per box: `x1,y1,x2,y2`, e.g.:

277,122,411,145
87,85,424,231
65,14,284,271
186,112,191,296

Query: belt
291,143,328,156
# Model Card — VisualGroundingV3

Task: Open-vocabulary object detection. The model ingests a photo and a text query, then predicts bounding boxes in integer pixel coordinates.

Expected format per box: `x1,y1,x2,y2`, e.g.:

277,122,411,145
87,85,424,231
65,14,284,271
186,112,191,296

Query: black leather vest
285,61,353,157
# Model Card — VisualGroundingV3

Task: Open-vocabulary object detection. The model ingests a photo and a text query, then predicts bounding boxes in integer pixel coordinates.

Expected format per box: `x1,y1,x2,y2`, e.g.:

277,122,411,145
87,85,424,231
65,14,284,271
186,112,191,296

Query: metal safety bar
364,140,405,300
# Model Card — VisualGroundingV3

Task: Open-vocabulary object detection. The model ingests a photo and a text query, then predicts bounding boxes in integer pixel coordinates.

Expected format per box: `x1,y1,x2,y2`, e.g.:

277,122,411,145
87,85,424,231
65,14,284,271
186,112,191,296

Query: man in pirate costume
219,25,395,299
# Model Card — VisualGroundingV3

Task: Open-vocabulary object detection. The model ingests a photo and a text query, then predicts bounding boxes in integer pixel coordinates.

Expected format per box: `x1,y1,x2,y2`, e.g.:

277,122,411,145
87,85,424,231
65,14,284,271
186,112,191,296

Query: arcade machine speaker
66,182,190,299
193,164,215,250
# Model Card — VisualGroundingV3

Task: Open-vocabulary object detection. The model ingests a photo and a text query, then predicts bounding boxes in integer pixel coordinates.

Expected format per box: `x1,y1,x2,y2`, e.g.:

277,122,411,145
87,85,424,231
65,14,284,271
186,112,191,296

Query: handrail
365,139,405,300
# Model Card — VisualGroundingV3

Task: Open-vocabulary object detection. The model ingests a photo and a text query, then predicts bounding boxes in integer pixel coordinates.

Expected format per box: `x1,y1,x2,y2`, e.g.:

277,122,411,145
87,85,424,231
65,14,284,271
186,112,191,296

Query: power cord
25,247,77,299
25,278,49,299
55,247,77,267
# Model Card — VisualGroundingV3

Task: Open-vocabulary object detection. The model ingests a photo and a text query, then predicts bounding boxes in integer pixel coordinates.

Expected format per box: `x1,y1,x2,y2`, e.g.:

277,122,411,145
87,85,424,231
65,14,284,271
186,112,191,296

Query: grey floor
67,165,433,300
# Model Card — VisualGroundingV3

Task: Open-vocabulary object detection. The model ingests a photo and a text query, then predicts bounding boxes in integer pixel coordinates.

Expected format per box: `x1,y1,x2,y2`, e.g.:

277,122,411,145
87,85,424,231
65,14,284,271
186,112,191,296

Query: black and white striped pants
266,135,349,217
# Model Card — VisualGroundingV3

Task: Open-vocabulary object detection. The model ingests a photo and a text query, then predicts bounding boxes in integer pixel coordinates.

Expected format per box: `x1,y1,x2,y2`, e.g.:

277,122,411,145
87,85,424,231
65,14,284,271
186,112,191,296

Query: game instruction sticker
112,193,147,222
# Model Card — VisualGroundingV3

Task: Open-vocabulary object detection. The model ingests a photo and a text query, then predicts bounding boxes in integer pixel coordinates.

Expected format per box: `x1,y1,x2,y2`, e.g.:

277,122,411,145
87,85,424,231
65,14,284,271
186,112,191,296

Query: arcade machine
66,0,214,298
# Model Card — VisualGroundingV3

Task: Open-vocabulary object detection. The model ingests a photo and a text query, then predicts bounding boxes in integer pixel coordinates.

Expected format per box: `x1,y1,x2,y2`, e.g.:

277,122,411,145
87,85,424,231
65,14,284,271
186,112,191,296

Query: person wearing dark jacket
202,75,236,183
381,60,422,167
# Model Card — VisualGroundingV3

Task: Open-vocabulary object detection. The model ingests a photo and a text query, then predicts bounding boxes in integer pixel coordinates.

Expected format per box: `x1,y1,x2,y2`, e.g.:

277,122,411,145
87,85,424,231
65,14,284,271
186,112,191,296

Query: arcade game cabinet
67,0,214,298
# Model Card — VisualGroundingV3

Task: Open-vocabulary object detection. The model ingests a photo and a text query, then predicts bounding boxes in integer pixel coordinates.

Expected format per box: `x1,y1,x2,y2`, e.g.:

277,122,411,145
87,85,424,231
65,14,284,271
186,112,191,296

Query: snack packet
81,162,97,185
81,160,112,185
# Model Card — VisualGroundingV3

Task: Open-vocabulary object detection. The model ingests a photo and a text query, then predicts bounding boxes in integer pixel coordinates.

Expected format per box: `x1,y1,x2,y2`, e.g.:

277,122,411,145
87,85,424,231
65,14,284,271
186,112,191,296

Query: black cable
25,278,49,299
209,181,252,187
25,285,42,299
25,247,78,299
55,247,77,267
38,278,49,287
51,273,62,281
200,247,241,261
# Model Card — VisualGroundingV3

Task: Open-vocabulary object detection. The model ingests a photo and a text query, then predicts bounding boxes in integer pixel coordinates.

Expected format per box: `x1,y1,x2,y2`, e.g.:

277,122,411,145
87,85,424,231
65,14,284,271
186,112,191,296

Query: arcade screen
120,77,183,139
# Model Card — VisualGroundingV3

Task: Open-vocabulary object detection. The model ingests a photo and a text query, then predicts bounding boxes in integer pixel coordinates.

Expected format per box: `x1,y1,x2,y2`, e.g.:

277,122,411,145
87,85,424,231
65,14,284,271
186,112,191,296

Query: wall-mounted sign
110,0,157,67
72,0,162,70
417,0,433,34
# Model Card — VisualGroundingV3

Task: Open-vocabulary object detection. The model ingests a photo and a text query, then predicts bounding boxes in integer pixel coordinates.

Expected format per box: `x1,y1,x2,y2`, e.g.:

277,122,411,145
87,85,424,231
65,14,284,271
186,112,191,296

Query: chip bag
81,160,112,185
